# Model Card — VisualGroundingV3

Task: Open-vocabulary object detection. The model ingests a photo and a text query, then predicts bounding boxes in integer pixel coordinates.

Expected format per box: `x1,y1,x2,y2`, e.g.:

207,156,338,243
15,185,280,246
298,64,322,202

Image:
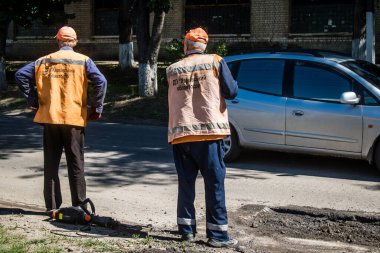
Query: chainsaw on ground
48,198,119,229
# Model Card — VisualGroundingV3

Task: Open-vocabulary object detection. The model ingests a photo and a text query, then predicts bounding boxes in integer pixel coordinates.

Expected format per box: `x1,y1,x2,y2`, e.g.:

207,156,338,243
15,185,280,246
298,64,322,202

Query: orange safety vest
34,49,89,127
166,54,230,144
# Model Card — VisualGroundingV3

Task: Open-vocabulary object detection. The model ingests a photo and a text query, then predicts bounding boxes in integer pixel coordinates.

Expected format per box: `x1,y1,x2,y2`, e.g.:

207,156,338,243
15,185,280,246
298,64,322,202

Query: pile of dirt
230,205,380,252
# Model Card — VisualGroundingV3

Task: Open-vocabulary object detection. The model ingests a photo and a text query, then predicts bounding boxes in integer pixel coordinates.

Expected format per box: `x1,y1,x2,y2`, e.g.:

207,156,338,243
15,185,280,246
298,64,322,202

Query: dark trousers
173,140,229,241
43,124,86,210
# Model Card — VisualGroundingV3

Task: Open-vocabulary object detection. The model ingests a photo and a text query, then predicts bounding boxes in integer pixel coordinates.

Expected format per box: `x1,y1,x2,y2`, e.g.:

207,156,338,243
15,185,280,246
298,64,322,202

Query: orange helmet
55,26,77,42
185,28,208,44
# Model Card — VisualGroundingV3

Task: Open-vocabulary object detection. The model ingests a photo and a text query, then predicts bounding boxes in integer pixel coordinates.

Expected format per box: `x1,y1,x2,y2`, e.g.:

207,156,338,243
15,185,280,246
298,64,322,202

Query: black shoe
181,233,195,242
207,238,238,248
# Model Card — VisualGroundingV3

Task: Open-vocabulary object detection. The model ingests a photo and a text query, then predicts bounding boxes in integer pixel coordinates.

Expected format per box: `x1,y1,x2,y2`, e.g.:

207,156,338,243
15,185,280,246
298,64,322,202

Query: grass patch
0,225,125,253
34,244,62,253
0,225,28,253
78,238,119,252
141,235,154,245
131,233,141,239
98,63,168,124
0,225,62,253
0,85,26,112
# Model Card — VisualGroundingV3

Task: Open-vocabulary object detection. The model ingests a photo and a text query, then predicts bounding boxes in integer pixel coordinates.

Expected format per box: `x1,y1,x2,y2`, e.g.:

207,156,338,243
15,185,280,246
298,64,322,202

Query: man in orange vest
15,26,107,211
166,28,238,248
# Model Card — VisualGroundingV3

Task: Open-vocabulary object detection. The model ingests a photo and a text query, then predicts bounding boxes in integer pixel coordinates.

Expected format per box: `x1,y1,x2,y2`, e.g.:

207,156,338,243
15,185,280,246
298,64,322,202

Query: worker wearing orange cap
15,26,107,211
166,28,238,248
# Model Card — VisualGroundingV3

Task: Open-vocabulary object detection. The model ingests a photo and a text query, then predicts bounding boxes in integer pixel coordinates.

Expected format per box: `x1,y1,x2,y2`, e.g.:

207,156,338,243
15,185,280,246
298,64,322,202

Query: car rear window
341,60,380,90
236,59,285,95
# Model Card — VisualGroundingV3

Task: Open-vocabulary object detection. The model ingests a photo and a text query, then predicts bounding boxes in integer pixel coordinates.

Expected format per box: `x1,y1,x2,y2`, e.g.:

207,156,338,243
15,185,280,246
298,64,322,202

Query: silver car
223,50,380,172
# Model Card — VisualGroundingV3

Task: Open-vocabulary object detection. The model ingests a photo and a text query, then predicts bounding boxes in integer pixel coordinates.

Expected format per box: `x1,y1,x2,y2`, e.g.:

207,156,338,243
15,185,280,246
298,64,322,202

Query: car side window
293,61,353,102
236,59,285,95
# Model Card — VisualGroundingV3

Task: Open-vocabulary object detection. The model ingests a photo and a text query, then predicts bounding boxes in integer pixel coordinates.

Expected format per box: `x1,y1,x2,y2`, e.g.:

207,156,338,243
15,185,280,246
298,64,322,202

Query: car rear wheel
223,125,240,163
374,141,380,173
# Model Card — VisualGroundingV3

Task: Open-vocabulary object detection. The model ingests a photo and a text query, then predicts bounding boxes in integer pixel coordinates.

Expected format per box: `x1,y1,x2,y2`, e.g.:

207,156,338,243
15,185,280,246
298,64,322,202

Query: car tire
223,125,241,163
374,140,380,173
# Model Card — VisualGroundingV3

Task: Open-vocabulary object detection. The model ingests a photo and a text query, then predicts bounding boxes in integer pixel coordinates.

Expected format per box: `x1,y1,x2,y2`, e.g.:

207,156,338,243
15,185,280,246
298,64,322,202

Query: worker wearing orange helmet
166,28,238,248
15,26,107,211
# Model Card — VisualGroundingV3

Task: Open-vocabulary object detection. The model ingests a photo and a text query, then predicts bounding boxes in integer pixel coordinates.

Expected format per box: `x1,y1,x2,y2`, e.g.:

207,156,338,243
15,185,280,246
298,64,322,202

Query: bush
165,39,229,63
164,39,184,64
208,41,228,57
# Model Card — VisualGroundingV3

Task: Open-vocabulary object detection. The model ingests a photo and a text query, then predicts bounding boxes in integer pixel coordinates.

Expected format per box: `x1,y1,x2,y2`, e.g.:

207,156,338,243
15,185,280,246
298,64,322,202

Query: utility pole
118,0,137,71
366,0,375,63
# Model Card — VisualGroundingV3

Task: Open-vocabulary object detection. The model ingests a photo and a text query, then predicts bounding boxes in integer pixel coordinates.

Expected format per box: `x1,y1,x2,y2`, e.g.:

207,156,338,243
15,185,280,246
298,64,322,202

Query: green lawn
0,225,62,253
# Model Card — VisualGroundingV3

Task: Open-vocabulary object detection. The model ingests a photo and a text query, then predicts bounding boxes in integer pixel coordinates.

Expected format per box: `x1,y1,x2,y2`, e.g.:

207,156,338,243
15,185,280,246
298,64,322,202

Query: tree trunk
0,57,6,92
148,11,166,64
352,38,367,60
118,0,137,70
0,21,9,92
135,0,166,97
138,62,157,96
119,42,136,70
136,0,152,97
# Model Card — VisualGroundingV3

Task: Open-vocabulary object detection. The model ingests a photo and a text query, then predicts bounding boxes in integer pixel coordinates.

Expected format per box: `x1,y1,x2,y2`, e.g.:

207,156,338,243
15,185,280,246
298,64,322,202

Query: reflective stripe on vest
177,217,196,226
166,62,218,76
206,222,228,231
168,122,230,135
35,58,86,66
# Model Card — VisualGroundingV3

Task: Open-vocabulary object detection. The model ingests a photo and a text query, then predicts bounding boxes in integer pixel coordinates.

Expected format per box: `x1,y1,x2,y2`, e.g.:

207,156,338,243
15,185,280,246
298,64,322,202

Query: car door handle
292,110,304,116
231,99,239,104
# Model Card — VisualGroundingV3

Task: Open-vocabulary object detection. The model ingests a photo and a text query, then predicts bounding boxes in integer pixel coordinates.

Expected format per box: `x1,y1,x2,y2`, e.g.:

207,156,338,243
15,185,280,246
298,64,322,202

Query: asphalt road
1,114,379,229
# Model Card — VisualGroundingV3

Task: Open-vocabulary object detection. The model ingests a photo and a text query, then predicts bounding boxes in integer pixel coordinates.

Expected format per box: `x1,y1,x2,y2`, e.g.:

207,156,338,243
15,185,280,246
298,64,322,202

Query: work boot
207,238,238,248
180,233,195,242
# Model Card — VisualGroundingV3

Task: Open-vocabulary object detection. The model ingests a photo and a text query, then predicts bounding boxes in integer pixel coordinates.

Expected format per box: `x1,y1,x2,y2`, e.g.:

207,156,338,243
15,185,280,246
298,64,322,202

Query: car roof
224,49,354,64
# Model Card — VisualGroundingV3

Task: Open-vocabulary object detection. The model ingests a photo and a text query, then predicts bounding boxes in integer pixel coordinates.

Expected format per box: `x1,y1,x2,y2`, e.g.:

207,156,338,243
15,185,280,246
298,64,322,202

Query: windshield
341,60,380,89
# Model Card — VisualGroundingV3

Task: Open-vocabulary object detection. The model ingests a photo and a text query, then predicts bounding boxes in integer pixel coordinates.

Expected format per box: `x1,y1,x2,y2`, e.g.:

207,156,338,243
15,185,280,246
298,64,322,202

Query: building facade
5,0,380,61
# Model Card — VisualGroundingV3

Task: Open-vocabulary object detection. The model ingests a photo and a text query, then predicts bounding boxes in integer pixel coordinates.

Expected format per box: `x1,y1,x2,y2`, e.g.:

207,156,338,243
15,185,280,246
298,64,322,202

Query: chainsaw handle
80,198,95,215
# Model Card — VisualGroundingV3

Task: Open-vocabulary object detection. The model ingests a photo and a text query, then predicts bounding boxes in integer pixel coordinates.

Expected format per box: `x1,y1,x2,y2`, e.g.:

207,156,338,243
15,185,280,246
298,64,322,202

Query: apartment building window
16,4,65,37
94,0,120,36
291,0,354,34
185,0,250,35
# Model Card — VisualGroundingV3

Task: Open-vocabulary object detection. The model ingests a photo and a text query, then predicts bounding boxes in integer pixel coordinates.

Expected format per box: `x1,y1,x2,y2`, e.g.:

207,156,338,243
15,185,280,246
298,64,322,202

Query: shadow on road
0,114,42,160
1,115,380,189
48,220,149,239
0,207,46,216
0,115,177,188
227,149,380,184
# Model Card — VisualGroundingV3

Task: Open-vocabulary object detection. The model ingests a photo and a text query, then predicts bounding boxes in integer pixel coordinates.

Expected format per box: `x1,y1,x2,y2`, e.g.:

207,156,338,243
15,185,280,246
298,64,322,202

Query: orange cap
185,28,208,44
55,26,77,42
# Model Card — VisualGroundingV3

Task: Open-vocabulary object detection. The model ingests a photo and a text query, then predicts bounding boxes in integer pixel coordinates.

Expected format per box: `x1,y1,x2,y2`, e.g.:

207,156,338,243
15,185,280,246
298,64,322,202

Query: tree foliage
0,0,80,91
0,0,80,58
147,0,172,13
0,0,78,27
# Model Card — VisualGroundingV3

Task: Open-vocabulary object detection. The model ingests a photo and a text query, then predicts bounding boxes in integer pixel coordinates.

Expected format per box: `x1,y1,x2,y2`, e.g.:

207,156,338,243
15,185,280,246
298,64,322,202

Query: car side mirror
340,91,360,105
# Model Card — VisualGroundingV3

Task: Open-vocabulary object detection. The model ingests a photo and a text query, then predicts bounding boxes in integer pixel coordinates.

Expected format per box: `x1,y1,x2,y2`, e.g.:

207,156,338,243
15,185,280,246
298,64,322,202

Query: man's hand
87,107,102,121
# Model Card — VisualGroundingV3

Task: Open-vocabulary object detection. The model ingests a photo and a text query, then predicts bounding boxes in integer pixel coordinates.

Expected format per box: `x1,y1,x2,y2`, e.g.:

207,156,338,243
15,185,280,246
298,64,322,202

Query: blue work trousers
173,139,229,241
